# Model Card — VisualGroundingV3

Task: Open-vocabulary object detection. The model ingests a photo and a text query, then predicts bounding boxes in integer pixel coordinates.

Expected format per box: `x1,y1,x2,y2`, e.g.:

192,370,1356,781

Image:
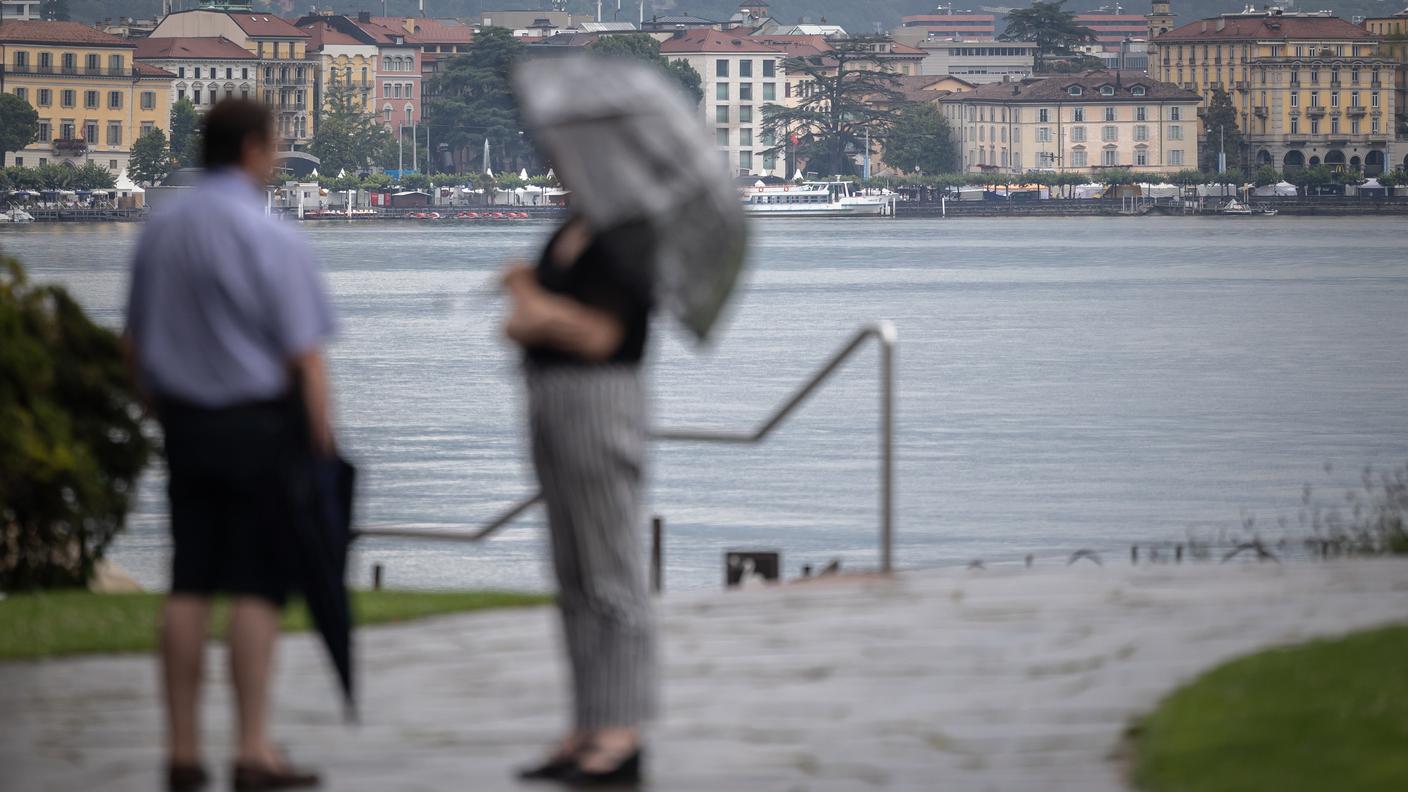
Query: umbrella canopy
483,138,492,175
519,168,529,180
513,56,747,341
294,455,358,721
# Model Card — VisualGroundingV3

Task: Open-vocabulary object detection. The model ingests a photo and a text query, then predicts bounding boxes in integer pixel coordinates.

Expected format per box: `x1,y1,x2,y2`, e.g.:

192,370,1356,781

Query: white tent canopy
1252,180,1297,197
1137,182,1180,198
519,168,529,180
1072,182,1105,199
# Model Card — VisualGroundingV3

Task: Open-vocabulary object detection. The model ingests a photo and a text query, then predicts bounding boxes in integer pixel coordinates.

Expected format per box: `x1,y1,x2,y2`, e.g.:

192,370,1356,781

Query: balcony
1307,106,1326,116
1348,106,1367,115
1253,106,1269,117
277,104,308,114
52,138,88,154
7,64,129,78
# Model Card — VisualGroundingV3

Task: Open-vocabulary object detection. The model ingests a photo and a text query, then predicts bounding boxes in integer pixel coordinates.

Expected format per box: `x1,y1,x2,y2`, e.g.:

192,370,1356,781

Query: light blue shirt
125,169,335,408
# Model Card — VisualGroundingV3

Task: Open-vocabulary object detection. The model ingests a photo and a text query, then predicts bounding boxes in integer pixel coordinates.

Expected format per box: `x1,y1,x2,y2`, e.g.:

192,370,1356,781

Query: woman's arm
291,348,336,457
503,264,625,362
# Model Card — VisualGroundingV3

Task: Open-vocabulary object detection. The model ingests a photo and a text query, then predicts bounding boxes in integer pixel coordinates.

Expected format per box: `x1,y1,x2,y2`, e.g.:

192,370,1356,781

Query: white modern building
1,1,40,22
915,39,1037,83
662,28,788,176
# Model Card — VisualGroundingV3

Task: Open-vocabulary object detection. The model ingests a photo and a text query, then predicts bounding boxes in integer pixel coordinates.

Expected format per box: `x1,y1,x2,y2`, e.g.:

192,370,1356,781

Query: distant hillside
67,0,1408,42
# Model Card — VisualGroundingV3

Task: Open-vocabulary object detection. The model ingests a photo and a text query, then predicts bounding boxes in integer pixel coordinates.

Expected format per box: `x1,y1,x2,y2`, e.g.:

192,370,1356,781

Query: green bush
0,256,152,590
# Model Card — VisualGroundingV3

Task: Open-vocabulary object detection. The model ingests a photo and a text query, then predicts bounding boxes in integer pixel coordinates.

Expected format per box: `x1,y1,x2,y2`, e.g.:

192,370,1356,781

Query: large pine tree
1199,87,1246,173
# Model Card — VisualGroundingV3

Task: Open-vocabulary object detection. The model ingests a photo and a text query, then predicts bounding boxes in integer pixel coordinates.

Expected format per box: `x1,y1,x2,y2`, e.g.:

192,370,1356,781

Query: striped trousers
526,364,657,731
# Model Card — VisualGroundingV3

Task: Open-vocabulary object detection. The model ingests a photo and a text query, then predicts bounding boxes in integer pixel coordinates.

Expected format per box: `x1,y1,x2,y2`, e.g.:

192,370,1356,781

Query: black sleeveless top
525,219,656,366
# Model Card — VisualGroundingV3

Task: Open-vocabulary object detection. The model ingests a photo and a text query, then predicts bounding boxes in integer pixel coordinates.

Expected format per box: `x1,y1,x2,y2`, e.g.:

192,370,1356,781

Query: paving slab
3,559,1408,792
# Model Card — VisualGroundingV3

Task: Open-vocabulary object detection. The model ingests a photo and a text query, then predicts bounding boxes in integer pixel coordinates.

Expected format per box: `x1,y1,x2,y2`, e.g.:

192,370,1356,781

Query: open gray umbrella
513,56,747,341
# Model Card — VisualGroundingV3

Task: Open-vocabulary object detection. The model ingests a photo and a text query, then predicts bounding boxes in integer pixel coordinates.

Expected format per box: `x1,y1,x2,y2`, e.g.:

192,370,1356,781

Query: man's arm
292,348,335,457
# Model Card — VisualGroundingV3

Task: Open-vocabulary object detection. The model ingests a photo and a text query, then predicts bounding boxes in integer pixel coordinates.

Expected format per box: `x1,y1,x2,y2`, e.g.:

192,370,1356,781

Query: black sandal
562,747,643,787
166,763,209,792
517,754,579,782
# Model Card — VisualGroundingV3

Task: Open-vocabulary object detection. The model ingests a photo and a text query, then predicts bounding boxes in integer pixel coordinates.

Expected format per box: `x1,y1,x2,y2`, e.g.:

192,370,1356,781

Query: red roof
300,21,363,50
134,63,177,78
660,28,785,53
0,20,133,47
135,36,255,60
227,12,307,39
372,16,474,44
1157,14,1374,42
746,33,830,57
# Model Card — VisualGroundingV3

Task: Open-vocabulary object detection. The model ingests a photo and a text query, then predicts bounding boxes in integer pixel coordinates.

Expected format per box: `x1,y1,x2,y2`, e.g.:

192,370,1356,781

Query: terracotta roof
135,36,256,60
527,32,601,49
1156,14,1374,42
0,20,133,47
353,19,424,46
745,33,830,57
659,28,784,53
301,21,364,50
893,73,974,101
941,71,1201,103
227,12,307,39
372,16,475,44
887,42,926,56
134,63,177,78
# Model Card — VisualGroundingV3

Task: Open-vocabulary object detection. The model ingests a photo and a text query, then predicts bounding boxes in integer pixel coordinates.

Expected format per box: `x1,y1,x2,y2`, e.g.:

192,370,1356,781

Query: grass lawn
0,589,551,661
1130,625,1408,792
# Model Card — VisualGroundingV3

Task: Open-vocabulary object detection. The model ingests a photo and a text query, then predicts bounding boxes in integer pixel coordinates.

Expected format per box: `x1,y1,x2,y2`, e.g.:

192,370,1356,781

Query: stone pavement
5,559,1408,792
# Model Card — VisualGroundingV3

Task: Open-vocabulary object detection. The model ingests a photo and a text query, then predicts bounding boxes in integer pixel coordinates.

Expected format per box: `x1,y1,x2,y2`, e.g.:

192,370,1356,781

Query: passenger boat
0,208,35,223
1214,199,1277,216
741,180,892,217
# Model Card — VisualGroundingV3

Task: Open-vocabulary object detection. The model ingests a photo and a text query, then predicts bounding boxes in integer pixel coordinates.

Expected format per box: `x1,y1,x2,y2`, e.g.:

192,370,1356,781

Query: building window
60,121,73,140
1351,118,1361,134
84,121,98,143
715,105,728,123
14,87,26,102
1310,91,1319,107
1170,106,1180,121
716,59,728,77
1372,118,1380,134
739,59,752,78
109,160,117,169
1351,91,1360,107
1072,107,1084,122
1104,106,1116,121
1290,116,1299,134
1100,85,1115,96
762,59,775,77
85,53,99,73
1038,108,1049,122
109,91,122,109
227,67,233,79
1310,119,1319,135
716,128,728,146
1067,85,1082,96
1036,127,1050,142
1132,85,1146,96
195,67,202,79
194,89,202,104
1331,117,1340,134
109,55,123,73
1331,91,1339,108
39,52,51,70
738,150,751,171
1135,106,1147,121
13,51,28,69
178,66,186,78
37,121,50,142
1168,125,1182,140
762,83,775,101
1134,125,1148,141
1372,91,1380,107
1291,92,1299,107
84,90,98,109
1071,126,1086,142
1169,149,1183,165
61,90,75,108
740,128,752,146
38,89,51,107
1102,125,1117,142
739,83,752,101
1072,149,1087,167
716,83,728,100
141,91,155,110
1135,148,1148,166
739,106,752,123
1309,70,1318,85
107,122,121,145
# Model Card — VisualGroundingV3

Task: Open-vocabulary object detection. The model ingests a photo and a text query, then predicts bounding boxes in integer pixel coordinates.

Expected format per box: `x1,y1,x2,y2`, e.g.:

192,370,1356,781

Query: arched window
383,56,392,71
383,104,392,122
404,104,413,123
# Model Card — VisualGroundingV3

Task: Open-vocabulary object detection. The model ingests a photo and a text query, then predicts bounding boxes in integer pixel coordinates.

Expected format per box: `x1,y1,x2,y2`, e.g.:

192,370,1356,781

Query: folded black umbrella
294,454,357,722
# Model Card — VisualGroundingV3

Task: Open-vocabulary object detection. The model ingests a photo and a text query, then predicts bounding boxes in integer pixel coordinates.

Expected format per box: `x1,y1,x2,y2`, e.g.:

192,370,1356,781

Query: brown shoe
167,764,210,792
231,761,320,791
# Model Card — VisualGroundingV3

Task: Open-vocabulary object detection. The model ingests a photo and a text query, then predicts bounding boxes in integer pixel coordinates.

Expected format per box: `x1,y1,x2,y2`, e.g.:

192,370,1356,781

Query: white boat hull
742,201,887,218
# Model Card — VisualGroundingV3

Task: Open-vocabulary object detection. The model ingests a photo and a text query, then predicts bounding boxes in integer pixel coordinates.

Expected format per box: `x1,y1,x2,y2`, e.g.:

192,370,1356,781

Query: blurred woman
503,215,658,786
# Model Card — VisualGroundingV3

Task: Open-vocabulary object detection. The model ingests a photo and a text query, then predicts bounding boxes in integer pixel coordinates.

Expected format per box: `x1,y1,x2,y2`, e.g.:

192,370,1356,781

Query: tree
73,161,115,190
1,257,152,590
591,33,703,104
1199,87,1246,173
882,102,958,175
1253,165,1281,186
425,27,528,173
999,1,1096,62
0,94,39,163
310,84,393,174
168,99,202,169
762,36,908,178
128,128,171,186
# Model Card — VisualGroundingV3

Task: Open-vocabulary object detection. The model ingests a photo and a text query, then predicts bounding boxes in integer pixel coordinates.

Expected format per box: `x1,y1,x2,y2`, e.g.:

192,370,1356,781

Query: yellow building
0,20,172,172
1363,10,1408,159
1150,8,1398,175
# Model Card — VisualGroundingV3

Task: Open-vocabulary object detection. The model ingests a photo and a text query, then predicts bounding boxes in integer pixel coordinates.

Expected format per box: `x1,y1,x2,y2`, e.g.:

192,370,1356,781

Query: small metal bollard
1131,545,1139,565
650,516,664,595
372,563,384,591
1175,544,1184,563
801,564,813,578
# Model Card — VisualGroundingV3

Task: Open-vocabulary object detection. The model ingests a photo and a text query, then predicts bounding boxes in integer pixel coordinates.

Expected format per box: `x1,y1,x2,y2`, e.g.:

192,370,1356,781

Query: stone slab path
5,559,1408,792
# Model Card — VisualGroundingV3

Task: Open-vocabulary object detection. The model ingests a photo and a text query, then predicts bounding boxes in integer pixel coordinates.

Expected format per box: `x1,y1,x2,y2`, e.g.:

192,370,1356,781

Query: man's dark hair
201,99,274,169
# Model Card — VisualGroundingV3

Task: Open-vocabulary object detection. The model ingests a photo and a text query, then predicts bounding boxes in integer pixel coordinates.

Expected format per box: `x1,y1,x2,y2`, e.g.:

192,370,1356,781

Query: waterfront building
1149,7,1398,174
640,15,721,34
1362,10,1408,165
939,70,1202,174
2,1,40,21
0,20,173,172
150,6,313,149
897,7,997,41
662,28,786,175
133,36,256,112
295,13,423,134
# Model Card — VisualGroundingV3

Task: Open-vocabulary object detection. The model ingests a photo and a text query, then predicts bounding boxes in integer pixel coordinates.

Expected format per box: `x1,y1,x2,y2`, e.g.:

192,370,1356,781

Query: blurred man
124,99,335,792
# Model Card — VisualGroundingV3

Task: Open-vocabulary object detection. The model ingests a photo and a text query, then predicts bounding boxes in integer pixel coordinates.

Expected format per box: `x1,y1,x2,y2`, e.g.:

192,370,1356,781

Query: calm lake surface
3,216,1406,591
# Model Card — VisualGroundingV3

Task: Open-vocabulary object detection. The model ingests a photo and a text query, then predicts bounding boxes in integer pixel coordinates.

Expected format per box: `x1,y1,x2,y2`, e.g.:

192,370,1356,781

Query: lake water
3,217,1406,591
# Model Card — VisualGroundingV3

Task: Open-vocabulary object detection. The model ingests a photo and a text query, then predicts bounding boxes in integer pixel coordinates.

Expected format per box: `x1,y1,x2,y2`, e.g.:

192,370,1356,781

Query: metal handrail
356,321,898,573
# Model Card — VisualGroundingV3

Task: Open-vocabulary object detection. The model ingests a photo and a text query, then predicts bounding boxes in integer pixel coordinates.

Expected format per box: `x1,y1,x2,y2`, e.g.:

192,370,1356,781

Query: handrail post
877,321,896,574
